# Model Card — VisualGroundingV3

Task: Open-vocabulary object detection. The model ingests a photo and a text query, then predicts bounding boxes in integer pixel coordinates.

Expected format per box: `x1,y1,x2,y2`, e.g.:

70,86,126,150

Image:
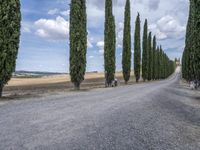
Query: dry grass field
4,72,135,98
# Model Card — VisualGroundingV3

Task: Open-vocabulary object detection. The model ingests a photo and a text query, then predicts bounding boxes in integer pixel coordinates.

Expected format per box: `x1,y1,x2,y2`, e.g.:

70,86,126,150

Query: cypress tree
155,46,160,79
122,0,131,84
161,49,165,79
152,36,156,80
70,0,87,90
0,0,21,97
183,0,196,81
194,0,200,80
159,46,163,79
147,32,152,81
134,13,141,82
104,0,116,86
142,19,148,81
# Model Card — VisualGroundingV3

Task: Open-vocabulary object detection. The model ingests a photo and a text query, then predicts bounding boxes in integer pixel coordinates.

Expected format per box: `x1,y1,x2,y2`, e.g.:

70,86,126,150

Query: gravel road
0,69,200,150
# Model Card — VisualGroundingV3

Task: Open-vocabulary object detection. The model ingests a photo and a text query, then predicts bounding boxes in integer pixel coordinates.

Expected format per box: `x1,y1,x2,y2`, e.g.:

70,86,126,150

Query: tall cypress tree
122,0,131,84
142,19,148,81
155,46,160,79
194,0,200,80
70,0,87,90
152,36,156,80
104,0,116,86
0,0,21,97
183,0,195,81
134,13,141,82
159,46,163,79
147,32,152,81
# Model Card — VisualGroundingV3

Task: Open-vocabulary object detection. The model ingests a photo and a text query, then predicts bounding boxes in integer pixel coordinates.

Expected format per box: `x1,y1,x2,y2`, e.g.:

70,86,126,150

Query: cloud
34,16,69,40
48,8,59,15
87,40,93,48
60,10,70,17
116,22,124,48
48,8,70,17
148,0,160,10
34,15,93,47
149,15,185,40
22,26,31,33
97,41,104,54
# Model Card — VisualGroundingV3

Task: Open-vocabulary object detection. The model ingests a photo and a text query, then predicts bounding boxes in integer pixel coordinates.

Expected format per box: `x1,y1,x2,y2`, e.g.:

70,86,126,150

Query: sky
17,0,189,73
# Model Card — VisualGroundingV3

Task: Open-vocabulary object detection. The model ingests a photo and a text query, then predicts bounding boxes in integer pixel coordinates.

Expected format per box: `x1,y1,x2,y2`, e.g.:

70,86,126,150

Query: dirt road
0,69,200,150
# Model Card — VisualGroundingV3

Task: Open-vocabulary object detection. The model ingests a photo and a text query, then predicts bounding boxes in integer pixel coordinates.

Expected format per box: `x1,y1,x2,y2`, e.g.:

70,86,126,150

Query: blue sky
17,0,189,73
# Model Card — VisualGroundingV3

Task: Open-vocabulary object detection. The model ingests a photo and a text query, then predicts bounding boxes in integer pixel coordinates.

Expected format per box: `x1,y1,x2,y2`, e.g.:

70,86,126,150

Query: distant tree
152,36,156,80
159,46,163,79
147,32,152,81
134,13,141,82
122,0,131,84
142,19,148,81
104,0,116,86
69,0,87,90
155,46,160,79
0,0,21,97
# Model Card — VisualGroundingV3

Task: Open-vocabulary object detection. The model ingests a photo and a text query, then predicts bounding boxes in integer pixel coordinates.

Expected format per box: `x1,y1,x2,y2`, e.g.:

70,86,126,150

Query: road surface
0,69,200,150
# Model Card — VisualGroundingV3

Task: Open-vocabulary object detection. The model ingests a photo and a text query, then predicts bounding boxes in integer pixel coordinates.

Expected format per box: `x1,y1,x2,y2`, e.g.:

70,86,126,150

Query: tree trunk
74,82,80,90
125,81,128,85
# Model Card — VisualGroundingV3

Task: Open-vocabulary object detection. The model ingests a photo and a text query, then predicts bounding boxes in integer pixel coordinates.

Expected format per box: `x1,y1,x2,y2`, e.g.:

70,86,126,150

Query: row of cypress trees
0,0,176,96
182,0,200,82
141,22,175,82
0,0,21,97
122,0,175,83
70,0,175,89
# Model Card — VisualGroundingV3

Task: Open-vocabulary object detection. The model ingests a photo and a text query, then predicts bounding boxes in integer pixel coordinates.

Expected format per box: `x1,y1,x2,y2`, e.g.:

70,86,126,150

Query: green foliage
194,0,200,80
122,0,131,83
142,19,148,81
155,46,160,79
0,0,21,97
152,36,156,80
70,0,87,89
182,0,199,81
134,13,141,82
104,0,116,85
147,32,152,81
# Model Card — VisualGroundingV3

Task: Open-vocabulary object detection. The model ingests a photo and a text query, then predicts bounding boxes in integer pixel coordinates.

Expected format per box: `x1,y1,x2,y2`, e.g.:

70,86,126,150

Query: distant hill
13,71,67,78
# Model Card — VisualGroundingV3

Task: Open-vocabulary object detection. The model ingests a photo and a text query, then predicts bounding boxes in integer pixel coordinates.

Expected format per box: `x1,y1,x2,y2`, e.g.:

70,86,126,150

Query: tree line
70,0,175,89
0,0,176,97
182,0,200,82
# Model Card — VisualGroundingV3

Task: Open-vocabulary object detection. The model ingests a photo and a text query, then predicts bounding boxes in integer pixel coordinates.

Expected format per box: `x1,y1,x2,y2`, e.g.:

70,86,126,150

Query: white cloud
60,10,70,17
148,0,160,10
149,15,185,40
97,41,104,54
21,22,32,33
97,41,104,47
48,8,70,18
22,26,31,33
48,8,59,15
87,40,93,48
34,16,69,40
89,55,94,59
